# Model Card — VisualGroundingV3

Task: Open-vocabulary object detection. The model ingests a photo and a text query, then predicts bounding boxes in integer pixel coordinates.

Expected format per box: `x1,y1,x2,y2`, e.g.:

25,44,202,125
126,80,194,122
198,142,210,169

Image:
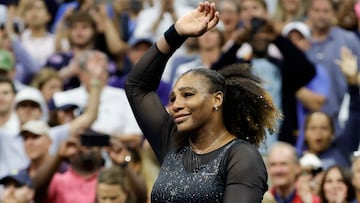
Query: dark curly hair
187,63,281,147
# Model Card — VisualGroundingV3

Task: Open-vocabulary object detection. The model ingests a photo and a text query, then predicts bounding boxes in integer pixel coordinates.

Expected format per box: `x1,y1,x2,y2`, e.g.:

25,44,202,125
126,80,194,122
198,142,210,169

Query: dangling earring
214,106,219,111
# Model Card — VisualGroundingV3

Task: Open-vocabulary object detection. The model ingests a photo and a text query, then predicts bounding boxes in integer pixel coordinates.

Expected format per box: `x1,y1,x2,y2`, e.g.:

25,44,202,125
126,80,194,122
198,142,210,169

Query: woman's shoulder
225,139,266,165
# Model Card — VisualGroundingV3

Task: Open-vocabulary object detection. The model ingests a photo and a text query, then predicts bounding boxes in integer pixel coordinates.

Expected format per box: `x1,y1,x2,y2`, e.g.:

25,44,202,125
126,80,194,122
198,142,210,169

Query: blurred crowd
0,0,359,202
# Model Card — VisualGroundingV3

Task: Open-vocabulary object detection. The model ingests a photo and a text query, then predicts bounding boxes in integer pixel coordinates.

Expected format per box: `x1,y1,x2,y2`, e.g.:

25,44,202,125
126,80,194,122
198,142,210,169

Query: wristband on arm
164,24,188,49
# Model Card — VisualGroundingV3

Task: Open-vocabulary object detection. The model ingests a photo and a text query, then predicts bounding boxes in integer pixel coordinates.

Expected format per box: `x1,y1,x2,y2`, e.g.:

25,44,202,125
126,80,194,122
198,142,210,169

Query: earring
214,106,219,111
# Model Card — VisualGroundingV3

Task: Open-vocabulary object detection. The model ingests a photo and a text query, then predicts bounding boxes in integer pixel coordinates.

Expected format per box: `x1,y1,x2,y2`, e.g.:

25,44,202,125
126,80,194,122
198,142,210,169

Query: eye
169,95,176,103
183,92,194,97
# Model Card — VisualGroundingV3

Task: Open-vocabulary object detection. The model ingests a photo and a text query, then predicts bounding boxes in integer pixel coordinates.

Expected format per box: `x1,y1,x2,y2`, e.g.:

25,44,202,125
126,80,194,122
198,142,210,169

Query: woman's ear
212,91,224,109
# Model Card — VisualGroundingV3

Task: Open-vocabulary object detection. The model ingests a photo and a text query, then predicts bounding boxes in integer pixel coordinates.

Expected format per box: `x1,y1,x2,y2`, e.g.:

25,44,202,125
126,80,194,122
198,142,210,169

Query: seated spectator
299,153,324,195
351,154,360,203
0,169,34,203
0,76,18,135
267,142,321,203
96,166,135,203
319,165,355,203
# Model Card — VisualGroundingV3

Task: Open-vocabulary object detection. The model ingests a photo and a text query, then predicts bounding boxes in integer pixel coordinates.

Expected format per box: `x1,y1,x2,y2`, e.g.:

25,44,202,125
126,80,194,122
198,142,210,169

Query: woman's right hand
174,1,220,37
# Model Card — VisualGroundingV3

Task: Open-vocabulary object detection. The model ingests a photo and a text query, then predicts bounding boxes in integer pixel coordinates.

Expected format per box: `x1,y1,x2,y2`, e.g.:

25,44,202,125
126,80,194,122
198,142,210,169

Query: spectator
212,18,316,152
267,142,321,203
319,165,355,203
0,49,28,91
300,47,360,169
0,169,34,203
306,0,360,136
0,76,18,134
21,0,55,68
108,36,171,107
96,166,135,203
351,155,360,203
47,10,97,90
281,21,331,153
133,0,191,40
31,68,63,108
53,50,143,146
218,0,241,43
299,153,324,195
272,0,308,32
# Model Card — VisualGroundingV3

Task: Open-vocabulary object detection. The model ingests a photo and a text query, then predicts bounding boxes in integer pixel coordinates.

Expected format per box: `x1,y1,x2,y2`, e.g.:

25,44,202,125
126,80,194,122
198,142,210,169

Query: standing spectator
21,0,55,68
133,0,191,40
52,50,143,146
0,76,18,134
306,0,360,136
272,0,308,32
281,21,331,153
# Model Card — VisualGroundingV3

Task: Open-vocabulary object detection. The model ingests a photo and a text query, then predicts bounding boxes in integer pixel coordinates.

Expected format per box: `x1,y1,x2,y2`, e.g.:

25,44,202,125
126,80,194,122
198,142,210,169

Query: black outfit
125,45,268,202
212,36,316,145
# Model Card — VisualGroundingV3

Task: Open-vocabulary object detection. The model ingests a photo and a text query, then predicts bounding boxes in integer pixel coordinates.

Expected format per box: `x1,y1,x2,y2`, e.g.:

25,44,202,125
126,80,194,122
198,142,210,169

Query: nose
170,98,185,113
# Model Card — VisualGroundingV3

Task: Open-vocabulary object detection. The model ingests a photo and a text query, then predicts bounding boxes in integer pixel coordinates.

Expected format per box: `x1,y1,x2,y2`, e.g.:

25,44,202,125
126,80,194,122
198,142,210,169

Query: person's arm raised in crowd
67,51,106,136
32,137,80,203
107,137,148,203
125,2,219,162
335,47,360,155
91,4,129,56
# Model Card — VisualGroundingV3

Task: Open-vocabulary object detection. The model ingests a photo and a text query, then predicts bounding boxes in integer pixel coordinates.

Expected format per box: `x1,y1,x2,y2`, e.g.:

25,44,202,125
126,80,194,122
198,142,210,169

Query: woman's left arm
223,142,268,203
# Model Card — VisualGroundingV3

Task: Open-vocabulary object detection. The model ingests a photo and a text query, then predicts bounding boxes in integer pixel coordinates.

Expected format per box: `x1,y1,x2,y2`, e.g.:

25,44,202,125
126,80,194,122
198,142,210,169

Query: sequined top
125,45,268,202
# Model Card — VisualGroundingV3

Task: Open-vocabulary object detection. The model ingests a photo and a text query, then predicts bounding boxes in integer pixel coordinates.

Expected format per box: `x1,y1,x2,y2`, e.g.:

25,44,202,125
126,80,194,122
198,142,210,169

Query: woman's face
219,0,240,32
169,73,219,132
198,28,222,50
305,112,333,154
40,77,63,102
323,168,347,203
281,0,301,14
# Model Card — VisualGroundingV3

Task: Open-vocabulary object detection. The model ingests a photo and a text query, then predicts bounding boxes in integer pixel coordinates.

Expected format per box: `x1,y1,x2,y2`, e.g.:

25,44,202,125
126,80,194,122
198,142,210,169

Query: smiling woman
125,1,280,202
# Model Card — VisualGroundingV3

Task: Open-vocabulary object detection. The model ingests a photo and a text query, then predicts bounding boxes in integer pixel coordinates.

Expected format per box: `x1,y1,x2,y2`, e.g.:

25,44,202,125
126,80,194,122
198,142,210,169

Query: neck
275,184,296,199
311,27,330,42
30,26,47,37
29,154,49,177
72,166,99,178
0,110,12,127
200,48,221,68
190,128,232,154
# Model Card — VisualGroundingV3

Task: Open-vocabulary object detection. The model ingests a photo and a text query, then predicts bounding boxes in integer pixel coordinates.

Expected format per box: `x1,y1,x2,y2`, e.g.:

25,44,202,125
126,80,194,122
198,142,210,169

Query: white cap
282,21,311,40
14,87,48,121
21,120,50,137
300,153,322,169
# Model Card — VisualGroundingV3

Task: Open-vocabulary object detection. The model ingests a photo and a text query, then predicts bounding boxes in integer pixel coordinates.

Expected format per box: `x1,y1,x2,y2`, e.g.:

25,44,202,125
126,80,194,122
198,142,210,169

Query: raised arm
125,2,219,161
67,51,106,136
335,47,360,155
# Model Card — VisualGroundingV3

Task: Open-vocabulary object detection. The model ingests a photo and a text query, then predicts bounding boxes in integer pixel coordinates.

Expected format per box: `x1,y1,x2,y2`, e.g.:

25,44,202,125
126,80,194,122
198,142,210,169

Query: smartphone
81,132,110,147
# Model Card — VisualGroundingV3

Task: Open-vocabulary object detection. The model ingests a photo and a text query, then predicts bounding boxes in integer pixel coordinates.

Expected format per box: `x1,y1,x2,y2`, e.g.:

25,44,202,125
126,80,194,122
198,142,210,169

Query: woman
125,2,279,202
319,165,355,203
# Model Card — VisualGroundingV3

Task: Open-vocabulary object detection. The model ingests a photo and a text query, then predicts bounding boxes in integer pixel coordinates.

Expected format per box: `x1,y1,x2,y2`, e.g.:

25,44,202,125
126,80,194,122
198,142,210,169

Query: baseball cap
0,169,32,188
14,88,44,108
0,49,15,71
20,120,50,137
282,21,311,40
128,36,153,47
300,153,323,170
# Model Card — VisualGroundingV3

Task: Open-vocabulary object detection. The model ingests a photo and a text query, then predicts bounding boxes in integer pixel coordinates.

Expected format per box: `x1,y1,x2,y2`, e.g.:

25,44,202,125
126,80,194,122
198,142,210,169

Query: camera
250,17,266,35
80,131,110,147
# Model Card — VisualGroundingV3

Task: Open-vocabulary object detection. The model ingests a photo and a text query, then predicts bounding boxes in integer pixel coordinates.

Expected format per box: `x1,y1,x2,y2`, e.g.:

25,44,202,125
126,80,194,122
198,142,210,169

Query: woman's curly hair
189,63,281,147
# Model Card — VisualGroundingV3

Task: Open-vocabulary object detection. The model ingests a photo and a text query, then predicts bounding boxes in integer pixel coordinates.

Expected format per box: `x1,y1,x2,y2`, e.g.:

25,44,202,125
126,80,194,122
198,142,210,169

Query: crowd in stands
0,0,359,202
